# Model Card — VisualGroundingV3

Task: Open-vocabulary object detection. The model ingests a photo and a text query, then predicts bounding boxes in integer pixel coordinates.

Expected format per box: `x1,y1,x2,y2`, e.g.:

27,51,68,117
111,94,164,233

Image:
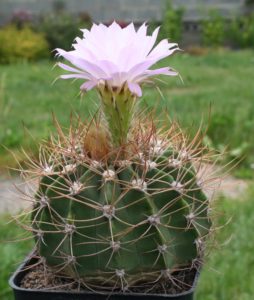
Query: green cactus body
32,140,211,288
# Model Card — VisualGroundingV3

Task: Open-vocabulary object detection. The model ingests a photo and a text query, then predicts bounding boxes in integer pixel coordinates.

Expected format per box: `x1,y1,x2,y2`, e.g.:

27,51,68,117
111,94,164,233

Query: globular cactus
26,117,213,291
19,22,218,293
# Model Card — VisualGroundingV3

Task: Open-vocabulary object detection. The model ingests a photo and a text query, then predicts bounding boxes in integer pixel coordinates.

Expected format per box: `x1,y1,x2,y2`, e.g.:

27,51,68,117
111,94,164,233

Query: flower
56,22,179,97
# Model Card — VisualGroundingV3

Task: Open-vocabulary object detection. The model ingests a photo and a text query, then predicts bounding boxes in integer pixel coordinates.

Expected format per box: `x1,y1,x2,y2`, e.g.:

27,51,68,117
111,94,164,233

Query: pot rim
9,252,200,298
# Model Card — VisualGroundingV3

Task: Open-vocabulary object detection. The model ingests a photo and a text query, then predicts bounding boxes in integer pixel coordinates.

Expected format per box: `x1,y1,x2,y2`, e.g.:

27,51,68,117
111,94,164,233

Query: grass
0,50,254,176
0,187,254,300
0,215,32,300
196,187,254,300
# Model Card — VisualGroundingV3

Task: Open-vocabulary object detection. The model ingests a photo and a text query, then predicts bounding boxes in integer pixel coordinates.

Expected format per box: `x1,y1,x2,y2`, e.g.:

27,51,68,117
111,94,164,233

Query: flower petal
57,62,83,74
80,80,97,91
57,22,179,95
60,74,91,80
128,82,142,97
56,48,108,79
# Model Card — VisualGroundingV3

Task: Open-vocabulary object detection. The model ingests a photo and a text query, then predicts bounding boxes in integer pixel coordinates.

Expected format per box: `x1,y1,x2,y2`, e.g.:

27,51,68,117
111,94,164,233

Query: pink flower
56,22,179,97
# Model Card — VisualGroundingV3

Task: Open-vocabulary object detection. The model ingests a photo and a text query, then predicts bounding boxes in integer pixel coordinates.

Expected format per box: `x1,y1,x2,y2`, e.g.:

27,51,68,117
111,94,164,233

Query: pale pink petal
137,23,148,36
57,22,179,95
57,62,83,74
60,74,91,80
128,82,142,97
107,72,128,86
144,67,178,77
97,60,119,76
148,40,179,61
56,48,108,78
80,80,97,91
146,26,160,54
134,67,178,83
127,60,159,80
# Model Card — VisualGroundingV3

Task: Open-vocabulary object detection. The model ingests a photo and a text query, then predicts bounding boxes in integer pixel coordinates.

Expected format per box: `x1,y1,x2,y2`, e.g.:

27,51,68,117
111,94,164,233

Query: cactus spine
28,116,212,291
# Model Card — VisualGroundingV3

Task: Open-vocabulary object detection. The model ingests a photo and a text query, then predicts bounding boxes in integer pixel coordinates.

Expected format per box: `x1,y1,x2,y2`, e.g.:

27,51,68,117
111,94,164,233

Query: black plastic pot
9,254,199,300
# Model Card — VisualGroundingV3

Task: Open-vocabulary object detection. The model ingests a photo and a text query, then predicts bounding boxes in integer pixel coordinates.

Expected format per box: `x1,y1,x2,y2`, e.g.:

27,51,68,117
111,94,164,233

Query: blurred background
0,1,253,299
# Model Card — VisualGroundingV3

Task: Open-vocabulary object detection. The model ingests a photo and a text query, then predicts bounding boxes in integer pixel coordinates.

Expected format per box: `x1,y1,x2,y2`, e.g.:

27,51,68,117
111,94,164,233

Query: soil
20,263,196,295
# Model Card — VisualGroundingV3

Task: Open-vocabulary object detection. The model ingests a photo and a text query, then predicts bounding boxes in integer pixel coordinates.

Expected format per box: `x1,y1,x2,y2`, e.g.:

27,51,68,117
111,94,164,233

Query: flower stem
99,84,136,148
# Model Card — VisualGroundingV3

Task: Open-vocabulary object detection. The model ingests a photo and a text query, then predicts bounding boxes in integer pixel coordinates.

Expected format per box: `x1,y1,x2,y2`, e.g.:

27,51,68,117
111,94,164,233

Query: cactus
25,116,213,291
19,22,218,293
